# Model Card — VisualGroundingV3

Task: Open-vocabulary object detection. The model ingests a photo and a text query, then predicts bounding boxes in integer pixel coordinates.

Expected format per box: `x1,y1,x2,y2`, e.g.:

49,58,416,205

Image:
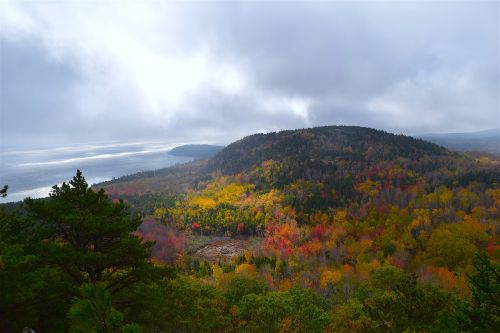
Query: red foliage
135,218,186,264
485,238,500,258
264,222,300,257
237,222,245,233
103,181,149,196
298,240,322,256
390,250,409,269
310,224,329,242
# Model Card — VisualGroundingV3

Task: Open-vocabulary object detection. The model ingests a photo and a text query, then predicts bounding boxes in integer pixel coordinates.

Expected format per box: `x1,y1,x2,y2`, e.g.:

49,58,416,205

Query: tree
223,275,268,306
68,283,127,333
363,274,453,332
458,253,500,332
0,171,169,332
370,266,406,291
0,185,7,198
237,287,330,333
25,170,154,294
426,218,489,270
0,182,77,332
160,277,230,332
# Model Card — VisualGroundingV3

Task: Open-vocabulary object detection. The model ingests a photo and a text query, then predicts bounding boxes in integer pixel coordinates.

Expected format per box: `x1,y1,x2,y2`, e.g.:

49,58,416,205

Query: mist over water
0,142,193,202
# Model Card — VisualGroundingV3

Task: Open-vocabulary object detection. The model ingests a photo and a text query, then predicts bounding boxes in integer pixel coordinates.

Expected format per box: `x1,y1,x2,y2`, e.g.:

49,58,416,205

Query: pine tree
25,170,154,294
462,253,500,332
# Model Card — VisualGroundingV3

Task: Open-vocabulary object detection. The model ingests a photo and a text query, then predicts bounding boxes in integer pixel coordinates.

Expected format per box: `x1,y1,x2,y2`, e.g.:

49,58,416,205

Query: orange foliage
486,238,500,260
319,269,342,288
341,264,354,275
264,222,300,257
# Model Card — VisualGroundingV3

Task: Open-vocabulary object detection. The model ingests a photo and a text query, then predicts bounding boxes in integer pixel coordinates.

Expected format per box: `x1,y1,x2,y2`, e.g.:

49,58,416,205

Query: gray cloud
0,0,498,147
0,39,82,145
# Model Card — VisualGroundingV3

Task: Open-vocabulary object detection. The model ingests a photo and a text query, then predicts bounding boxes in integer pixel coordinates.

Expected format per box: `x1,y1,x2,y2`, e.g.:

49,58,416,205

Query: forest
1,126,499,332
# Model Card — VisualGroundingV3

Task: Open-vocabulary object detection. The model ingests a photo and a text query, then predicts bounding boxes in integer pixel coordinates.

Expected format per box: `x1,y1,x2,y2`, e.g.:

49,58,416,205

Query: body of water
0,141,193,202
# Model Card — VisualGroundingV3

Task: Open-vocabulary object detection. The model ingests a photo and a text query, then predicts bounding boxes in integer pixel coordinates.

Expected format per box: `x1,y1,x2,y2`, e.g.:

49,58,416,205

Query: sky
1,0,499,148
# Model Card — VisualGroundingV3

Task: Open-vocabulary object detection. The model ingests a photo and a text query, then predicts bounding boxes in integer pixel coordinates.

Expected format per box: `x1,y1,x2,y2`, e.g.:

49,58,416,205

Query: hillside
100,125,497,215
102,126,452,194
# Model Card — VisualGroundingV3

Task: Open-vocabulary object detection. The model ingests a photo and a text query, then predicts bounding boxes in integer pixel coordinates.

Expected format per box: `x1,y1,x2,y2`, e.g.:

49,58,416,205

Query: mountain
208,126,449,175
418,128,500,154
98,125,498,215
168,144,225,159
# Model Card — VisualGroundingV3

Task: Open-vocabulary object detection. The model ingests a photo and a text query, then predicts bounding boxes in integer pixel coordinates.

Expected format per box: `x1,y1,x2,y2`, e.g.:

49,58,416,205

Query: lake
0,141,193,202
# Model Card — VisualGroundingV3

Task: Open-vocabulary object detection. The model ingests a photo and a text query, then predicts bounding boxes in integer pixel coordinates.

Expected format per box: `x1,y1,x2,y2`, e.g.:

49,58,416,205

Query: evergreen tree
25,170,154,294
0,185,7,198
460,253,500,332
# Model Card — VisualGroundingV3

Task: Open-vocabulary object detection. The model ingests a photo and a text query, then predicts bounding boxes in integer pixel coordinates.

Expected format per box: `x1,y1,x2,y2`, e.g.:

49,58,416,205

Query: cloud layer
1,0,498,146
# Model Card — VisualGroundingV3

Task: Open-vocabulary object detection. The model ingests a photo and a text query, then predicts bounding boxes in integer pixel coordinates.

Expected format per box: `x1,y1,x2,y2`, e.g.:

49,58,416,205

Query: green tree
0,171,162,332
237,287,330,333
69,283,126,333
458,253,500,332
370,266,406,290
25,170,154,294
0,190,73,332
223,275,269,306
426,219,488,270
363,274,453,332
330,299,374,333
160,277,230,332
0,185,7,198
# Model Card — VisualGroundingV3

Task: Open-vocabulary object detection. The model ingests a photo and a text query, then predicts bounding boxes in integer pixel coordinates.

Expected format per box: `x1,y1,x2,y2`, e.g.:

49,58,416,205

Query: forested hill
98,125,498,216
100,125,451,195
208,125,450,174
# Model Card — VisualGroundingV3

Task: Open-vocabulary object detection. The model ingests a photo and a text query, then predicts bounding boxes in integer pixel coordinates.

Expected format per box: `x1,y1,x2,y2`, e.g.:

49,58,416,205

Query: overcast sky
1,0,499,147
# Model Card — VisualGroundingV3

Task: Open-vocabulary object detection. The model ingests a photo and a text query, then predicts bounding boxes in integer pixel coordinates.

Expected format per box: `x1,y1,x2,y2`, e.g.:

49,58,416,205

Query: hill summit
208,126,448,174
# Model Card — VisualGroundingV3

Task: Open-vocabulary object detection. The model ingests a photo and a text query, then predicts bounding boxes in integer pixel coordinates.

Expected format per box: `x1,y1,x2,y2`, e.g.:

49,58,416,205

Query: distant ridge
417,128,499,154
168,144,225,159
418,128,499,139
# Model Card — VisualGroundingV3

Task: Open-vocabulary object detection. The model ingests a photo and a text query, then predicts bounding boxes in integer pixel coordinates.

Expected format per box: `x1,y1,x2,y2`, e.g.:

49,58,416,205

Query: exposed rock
196,239,252,263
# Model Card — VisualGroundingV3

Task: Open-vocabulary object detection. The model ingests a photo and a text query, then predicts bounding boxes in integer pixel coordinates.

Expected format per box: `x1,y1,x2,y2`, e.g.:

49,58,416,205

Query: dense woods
1,126,499,332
